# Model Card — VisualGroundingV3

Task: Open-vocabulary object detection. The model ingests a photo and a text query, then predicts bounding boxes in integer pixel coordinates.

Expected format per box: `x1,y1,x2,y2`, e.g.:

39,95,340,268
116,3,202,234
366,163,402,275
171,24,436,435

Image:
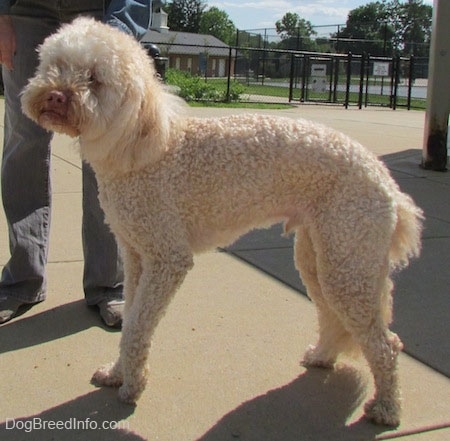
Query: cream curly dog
22,18,423,426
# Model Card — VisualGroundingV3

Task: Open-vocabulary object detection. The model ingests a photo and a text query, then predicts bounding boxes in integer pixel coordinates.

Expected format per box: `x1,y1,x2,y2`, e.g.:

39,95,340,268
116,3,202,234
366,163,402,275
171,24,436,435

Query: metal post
301,56,307,102
422,0,449,171
288,54,294,102
261,29,267,86
392,56,400,110
333,58,339,103
407,55,414,110
364,54,370,107
226,46,233,103
336,25,340,53
389,57,395,108
345,52,352,109
358,53,366,109
328,58,333,102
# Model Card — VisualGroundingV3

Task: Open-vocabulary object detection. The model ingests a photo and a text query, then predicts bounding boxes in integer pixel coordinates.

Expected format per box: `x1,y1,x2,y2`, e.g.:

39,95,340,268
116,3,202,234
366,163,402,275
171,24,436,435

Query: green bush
165,69,244,102
228,81,245,102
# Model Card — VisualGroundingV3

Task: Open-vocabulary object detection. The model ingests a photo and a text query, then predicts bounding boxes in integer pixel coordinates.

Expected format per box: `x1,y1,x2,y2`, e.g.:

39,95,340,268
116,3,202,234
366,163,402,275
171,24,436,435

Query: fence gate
288,52,423,110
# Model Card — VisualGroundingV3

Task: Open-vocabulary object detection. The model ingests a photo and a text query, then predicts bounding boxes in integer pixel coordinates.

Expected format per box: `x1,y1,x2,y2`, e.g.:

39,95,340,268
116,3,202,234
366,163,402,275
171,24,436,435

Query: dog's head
21,17,180,172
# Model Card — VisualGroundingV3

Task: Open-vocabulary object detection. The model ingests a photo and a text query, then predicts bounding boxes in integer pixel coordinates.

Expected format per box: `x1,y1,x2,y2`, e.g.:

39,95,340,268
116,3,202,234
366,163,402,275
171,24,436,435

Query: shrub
227,81,245,102
165,69,244,102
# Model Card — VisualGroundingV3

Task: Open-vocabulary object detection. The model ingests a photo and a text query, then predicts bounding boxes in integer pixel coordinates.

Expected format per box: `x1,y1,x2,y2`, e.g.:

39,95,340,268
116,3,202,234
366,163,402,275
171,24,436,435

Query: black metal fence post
389,57,395,108
328,57,334,102
288,54,295,102
392,56,400,110
358,53,366,109
301,55,307,102
345,52,352,108
332,57,339,103
226,46,233,103
364,54,370,107
407,55,414,110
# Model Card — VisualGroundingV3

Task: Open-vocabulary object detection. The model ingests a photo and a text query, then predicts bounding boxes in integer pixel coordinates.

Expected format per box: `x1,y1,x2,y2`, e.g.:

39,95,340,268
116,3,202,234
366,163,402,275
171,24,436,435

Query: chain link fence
236,25,431,57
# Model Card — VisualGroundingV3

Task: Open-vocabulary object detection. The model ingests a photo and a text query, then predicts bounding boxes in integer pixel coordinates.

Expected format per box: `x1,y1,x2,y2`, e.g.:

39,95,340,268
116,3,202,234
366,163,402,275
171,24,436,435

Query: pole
358,53,365,109
407,55,414,110
345,52,352,109
288,54,295,102
422,0,449,171
226,46,232,103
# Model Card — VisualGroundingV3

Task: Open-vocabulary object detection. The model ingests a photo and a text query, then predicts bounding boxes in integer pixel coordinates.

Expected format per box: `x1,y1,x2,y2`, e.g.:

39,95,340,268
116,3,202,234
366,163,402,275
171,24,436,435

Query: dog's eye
88,72,103,89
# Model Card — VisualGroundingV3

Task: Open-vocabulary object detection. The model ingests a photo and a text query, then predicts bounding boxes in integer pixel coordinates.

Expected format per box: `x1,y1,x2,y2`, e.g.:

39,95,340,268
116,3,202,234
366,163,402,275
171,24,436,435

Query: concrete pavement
0,102,449,440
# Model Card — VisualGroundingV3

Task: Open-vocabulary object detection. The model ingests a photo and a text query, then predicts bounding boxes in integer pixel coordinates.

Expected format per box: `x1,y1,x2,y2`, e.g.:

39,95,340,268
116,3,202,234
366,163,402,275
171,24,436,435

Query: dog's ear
133,75,186,158
98,77,185,173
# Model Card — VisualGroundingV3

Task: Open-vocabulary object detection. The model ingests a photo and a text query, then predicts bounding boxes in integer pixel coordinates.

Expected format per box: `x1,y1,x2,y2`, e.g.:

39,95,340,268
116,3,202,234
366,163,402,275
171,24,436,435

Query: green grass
202,77,426,109
166,69,426,109
188,101,292,109
207,79,290,98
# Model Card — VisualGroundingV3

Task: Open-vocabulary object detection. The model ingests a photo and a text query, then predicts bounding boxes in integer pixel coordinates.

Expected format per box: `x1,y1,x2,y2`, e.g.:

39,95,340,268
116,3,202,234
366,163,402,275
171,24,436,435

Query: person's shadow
0,389,143,440
0,301,139,440
0,300,118,355
197,365,389,441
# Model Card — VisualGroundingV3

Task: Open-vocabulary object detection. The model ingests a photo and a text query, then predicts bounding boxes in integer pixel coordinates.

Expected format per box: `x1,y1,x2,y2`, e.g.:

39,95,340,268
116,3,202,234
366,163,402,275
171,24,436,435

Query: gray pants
0,1,123,305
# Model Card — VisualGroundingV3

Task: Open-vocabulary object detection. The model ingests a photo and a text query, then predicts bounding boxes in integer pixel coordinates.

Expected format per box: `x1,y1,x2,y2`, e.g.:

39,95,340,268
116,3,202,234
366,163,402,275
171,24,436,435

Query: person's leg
60,3,125,327
1,2,124,326
0,15,59,323
81,161,124,326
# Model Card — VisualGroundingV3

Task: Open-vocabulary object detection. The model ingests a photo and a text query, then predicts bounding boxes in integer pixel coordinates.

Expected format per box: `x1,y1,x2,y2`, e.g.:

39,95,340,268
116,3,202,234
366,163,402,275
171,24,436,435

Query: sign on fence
373,62,390,77
310,78,327,93
310,64,327,93
311,64,327,76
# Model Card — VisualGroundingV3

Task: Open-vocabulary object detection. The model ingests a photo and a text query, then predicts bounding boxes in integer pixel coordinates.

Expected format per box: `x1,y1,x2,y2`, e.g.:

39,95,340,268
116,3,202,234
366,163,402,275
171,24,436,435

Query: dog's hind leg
295,186,406,425
351,274,402,426
317,251,402,426
360,315,403,426
294,227,355,368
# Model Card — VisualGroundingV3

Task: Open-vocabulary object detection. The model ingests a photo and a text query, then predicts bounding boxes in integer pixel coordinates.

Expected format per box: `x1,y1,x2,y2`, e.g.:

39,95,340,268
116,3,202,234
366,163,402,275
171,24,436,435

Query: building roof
142,30,231,57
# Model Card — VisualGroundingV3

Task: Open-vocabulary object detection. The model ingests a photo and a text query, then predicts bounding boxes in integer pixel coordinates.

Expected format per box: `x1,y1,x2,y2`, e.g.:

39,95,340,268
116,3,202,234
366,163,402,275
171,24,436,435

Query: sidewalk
0,103,449,440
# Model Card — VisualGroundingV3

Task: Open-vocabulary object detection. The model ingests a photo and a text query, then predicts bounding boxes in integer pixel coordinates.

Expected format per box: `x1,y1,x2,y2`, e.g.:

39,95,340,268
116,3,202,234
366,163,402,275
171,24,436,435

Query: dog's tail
389,191,424,270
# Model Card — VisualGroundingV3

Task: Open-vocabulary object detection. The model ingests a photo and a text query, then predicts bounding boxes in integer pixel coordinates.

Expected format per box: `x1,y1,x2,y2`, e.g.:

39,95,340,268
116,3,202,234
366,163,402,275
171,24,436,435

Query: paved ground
0,103,449,440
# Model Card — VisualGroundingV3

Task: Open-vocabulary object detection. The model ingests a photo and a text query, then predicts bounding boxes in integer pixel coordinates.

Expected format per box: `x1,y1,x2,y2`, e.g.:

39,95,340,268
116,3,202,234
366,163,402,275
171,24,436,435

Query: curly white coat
21,18,423,426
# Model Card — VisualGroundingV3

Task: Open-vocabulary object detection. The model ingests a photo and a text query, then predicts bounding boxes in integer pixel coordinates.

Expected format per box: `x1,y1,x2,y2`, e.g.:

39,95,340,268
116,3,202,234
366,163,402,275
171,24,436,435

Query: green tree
336,0,432,56
166,0,206,33
387,0,432,56
199,7,236,45
335,2,393,55
275,12,317,51
236,30,265,49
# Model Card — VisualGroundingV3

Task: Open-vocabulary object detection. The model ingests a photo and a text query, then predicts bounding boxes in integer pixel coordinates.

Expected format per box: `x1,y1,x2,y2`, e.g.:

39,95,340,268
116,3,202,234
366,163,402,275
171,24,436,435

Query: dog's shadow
0,389,143,440
197,365,389,441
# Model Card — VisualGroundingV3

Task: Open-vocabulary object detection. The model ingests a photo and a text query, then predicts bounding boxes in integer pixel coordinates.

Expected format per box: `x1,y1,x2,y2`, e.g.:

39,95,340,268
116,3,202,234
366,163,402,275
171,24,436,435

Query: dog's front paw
91,362,123,387
118,383,144,404
117,364,149,404
364,397,401,427
301,345,336,369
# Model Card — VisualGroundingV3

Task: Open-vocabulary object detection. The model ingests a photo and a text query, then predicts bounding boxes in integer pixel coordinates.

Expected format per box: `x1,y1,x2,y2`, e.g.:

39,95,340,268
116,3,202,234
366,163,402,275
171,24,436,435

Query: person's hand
0,15,16,70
